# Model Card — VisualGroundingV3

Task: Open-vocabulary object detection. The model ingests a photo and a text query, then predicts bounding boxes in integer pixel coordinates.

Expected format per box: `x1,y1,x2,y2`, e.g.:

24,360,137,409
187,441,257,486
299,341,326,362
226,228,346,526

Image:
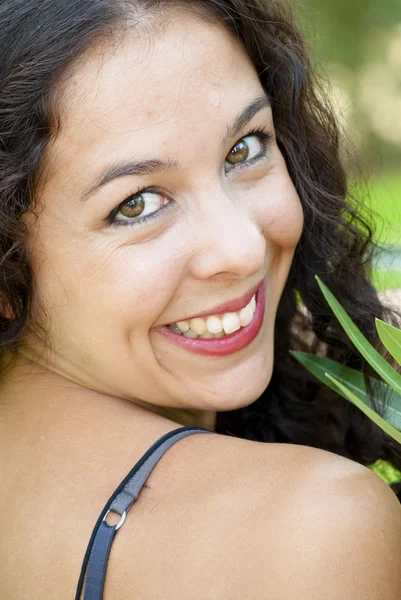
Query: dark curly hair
1,0,401,499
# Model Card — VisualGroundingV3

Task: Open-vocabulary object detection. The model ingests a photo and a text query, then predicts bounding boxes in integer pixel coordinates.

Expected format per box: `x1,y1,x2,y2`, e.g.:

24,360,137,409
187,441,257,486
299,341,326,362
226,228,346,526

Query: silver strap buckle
102,509,126,531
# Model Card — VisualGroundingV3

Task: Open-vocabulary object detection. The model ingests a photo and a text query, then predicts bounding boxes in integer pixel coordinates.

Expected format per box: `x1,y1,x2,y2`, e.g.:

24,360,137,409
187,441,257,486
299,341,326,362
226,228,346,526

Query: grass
368,172,401,248
295,172,401,302
294,269,401,306
368,172,401,292
371,269,401,292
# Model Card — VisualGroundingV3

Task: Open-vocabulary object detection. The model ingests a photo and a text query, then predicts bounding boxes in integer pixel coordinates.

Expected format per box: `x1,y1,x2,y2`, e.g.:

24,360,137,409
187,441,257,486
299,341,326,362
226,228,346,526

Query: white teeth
169,293,257,337
168,323,183,334
206,315,223,334
222,312,241,334
239,304,254,327
183,330,199,339
176,320,190,332
200,331,225,339
189,318,207,335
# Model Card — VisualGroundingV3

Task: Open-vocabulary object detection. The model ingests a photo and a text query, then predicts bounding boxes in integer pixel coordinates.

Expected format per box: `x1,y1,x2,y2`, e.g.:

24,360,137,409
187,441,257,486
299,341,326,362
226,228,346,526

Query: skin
1,7,401,600
0,7,303,429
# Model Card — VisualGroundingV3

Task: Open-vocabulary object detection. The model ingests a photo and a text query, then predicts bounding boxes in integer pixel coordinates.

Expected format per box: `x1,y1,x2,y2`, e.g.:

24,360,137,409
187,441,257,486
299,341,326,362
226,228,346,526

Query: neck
0,350,217,432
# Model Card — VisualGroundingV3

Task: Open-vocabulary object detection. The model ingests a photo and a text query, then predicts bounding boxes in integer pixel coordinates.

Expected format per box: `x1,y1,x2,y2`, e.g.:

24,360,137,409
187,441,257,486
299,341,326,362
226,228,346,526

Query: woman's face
23,8,303,418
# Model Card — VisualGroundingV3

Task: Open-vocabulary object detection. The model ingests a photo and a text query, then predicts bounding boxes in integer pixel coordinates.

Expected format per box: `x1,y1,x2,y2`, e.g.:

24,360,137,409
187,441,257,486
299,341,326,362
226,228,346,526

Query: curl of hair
1,0,401,499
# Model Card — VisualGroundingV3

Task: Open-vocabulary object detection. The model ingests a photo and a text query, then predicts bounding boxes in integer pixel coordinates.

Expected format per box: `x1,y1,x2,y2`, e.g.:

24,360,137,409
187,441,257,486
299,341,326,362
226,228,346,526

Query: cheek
28,202,186,334
256,174,304,249
53,239,183,330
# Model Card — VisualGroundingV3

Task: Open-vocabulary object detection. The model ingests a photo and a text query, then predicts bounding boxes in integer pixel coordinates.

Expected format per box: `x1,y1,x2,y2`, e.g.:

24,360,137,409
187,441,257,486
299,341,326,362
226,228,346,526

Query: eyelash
105,127,273,229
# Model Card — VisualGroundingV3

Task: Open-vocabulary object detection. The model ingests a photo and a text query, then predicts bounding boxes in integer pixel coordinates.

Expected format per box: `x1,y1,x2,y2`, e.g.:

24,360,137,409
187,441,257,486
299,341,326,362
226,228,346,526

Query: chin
192,363,273,414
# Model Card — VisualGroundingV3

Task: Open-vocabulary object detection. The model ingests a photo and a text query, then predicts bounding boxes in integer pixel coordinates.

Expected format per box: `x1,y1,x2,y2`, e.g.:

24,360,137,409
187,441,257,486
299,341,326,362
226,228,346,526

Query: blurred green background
294,0,401,292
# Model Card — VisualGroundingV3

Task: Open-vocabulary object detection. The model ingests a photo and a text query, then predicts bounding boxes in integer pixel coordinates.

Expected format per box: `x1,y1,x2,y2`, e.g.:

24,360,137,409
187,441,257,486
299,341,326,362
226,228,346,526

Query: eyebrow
79,93,271,203
222,94,270,147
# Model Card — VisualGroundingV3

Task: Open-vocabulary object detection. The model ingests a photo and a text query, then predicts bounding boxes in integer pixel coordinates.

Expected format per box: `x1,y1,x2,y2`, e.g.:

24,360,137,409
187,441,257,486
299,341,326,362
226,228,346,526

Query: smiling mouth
153,279,267,357
166,292,257,339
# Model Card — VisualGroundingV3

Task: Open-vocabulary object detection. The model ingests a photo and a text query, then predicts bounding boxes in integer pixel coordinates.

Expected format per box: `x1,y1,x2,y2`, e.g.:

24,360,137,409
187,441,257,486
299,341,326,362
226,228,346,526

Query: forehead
57,11,261,133
47,8,265,184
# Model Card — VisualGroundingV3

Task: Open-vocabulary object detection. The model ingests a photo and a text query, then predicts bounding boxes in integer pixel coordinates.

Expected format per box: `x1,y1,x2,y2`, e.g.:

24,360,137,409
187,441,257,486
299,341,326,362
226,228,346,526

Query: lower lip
154,279,266,357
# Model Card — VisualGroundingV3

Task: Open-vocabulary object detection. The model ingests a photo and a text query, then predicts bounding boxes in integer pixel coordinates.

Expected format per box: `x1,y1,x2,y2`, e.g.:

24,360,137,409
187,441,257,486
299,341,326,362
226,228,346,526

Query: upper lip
160,279,263,326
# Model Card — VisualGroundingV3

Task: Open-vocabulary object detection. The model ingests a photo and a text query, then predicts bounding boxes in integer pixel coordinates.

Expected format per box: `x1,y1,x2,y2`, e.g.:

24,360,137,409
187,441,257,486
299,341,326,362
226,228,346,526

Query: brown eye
226,140,249,165
119,197,145,219
113,190,170,225
225,134,266,170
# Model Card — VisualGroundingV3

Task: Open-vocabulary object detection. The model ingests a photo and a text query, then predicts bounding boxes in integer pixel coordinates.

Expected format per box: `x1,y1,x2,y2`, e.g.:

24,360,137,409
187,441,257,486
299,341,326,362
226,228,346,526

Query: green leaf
290,351,401,430
325,373,401,444
376,319,401,367
368,459,401,486
315,275,401,396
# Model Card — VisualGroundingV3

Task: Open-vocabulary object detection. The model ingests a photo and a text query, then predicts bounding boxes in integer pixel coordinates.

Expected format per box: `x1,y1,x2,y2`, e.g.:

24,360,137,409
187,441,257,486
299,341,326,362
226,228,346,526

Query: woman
1,0,401,598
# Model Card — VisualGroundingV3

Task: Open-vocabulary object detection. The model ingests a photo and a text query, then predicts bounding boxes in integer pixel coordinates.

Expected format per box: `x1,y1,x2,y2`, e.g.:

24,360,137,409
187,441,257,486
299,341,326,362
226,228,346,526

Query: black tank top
75,425,214,600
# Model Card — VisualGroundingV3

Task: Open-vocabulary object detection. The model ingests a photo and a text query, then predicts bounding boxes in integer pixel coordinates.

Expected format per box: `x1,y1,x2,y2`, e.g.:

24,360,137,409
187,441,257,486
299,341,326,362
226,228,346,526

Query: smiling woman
1,1,401,599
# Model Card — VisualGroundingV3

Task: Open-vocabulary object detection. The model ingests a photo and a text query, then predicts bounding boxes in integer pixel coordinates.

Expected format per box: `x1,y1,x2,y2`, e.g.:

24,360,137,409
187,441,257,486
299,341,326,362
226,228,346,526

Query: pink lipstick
153,279,266,357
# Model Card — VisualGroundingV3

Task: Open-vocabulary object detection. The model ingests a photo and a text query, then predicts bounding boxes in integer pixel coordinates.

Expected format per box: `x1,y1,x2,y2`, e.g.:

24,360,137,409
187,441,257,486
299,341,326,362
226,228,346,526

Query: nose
188,186,266,281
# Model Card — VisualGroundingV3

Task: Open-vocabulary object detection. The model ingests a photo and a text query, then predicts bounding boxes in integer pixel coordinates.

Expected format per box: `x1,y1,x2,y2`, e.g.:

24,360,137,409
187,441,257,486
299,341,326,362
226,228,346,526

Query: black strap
75,425,213,600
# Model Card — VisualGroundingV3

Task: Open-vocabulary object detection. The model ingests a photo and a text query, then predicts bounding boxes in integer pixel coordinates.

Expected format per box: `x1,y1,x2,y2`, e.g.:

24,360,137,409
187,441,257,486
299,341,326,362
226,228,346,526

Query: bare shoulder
225,436,401,599
253,443,401,599
104,432,401,599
